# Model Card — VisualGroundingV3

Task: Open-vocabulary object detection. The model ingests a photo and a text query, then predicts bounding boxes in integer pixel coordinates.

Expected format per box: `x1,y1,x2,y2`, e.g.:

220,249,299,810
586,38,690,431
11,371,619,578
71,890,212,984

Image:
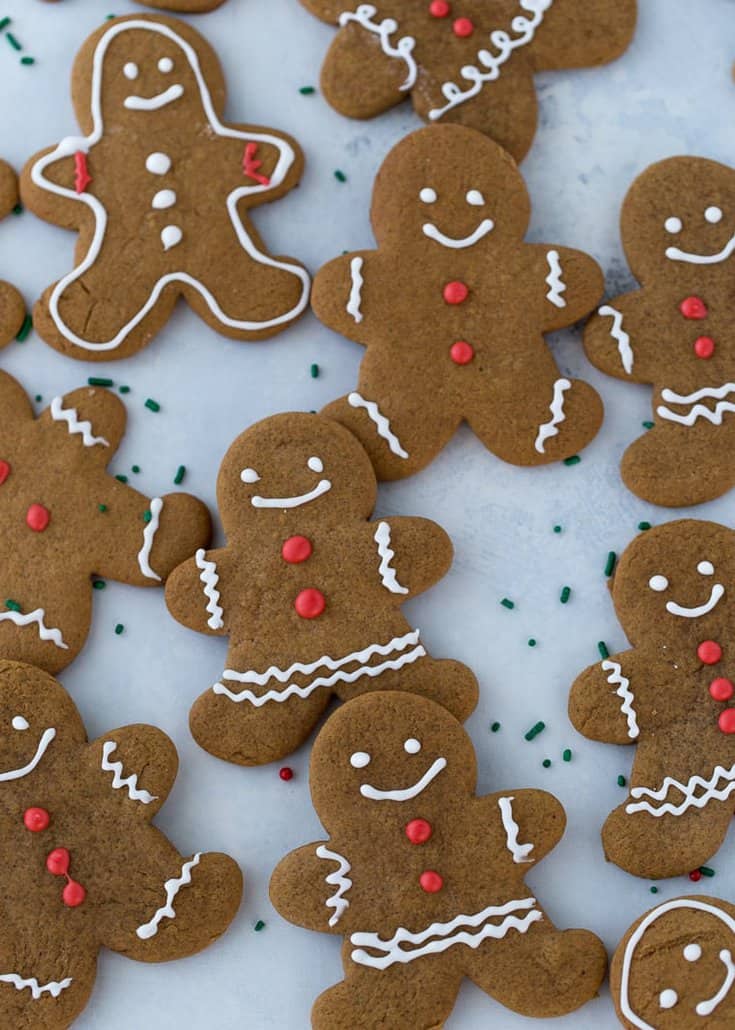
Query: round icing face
618,898,735,1028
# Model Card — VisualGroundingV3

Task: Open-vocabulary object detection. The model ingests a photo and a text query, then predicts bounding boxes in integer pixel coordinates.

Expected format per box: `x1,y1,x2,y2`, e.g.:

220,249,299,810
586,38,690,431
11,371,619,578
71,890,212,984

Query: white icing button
404,738,421,754
649,575,669,592
161,225,183,251
146,152,171,175
664,216,682,234
466,190,485,206
659,988,678,1010
705,206,723,224
240,468,260,484
307,456,324,473
419,188,437,204
698,560,715,576
152,189,177,211
350,751,371,769
158,57,174,73
11,715,29,731
123,62,139,81
684,943,702,962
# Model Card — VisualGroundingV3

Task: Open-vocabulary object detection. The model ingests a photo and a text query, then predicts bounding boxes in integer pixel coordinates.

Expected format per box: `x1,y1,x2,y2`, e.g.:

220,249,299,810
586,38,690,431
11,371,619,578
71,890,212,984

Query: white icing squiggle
195,549,225,630
498,796,534,863
101,740,157,804
137,497,163,582
534,378,571,454
626,763,735,818
50,396,109,447
657,383,735,427
0,728,56,782
544,250,566,308
374,522,408,595
347,256,364,323
428,0,553,121
598,304,633,375
136,854,202,940
351,898,541,969
339,5,417,90
348,392,409,459
601,659,639,739
0,608,69,650
316,845,352,927
0,973,72,1000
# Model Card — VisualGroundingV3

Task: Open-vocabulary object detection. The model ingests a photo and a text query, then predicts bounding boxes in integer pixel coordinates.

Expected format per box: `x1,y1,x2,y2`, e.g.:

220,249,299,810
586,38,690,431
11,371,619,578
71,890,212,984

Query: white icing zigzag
347,256,364,324
601,659,639,739
0,973,73,1000
626,763,735,818
348,393,409,459
50,396,110,447
534,378,570,454
136,854,202,940
498,796,534,863
544,250,566,308
339,5,417,90
195,549,224,630
0,608,69,650
101,740,157,804
316,845,352,927
374,522,408,595
137,497,163,581
598,304,634,375
658,383,735,427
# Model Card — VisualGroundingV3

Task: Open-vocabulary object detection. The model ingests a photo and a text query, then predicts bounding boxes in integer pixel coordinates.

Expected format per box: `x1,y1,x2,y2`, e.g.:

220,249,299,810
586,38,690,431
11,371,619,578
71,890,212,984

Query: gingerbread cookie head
612,896,735,1028
0,160,25,349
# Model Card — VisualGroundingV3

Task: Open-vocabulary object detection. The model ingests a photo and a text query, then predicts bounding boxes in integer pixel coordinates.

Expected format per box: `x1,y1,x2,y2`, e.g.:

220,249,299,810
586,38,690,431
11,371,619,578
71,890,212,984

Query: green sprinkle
15,314,32,342
542,759,551,768
92,579,106,590
334,169,347,183
0,18,10,32
638,521,651,531
11,203,22,215
490,722,501,733
143,509,152,523
562,748,572,762
563,455,581,466
598,641,610,659
642,420,654,430
131,465,141,474
6,32,21,52
299,86,315,95
604,551,617,577
617,774,627,787
119,385,130,394
527,638,537,647
174,465,186,485
20,56,34,66
34,395,42,403
553,524,562,534
310,363,319,378
525,721,545,742
144,398,160,412
650,886,659,894
700,866,715,878
114,624,124,636
88,377,113,387
115,474,128,484
98,503,107,513
5,599,21,612
560,586,571,604
500,598,515,610
254,920,266,932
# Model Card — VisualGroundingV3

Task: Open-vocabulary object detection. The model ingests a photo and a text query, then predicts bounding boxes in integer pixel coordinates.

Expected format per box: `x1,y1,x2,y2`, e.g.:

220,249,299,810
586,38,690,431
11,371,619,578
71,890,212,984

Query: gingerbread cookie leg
319,18,411,120
0,938,96,1030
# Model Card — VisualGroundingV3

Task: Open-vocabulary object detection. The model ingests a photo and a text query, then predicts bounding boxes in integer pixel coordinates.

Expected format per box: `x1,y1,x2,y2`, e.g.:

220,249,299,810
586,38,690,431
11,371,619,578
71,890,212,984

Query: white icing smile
360,756,446,801
0,727,56,782
697,949,735,1016
666,229,735,265
648,562,725,619
124,84,184,111
246,456,332,509
422,219,494,249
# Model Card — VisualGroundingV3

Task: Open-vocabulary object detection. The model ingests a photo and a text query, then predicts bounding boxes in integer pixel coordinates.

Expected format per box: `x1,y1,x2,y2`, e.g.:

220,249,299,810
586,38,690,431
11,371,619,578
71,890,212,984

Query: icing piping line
195,549,224,630
136,854,202,940
338,5,417,90
544,250,566,308
49,396,109,447
534,378,570,454
374,522,408,595
658,383,735,427
601,659,639,739
138,498,163,582
498,796,534,863
348,392,409,459
598,305,633,375
626,762,735,818
666,231,735,265
347,256,364,324
0,608,69,650
101,740,157,804
0,973,72,1001
0,728,56,782
316,845,352,927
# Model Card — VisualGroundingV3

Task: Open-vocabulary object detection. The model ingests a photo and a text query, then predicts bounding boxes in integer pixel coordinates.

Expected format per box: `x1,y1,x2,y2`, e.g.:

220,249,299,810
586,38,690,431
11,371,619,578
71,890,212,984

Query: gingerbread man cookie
22,15,309,362
0,660,242,1029
271,691,607,1027
42,0,228,10
0,370,210,674
585,156,735,507
0,160,25,349
569,519,735,880
299,0,637,159
318,125,605,480
165,412,478,766
612,896,735,1029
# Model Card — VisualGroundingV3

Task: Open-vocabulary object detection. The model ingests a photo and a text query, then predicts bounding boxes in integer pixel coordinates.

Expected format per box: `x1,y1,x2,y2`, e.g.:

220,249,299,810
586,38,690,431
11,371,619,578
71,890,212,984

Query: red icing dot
294,588,326,619
698,640,723,666
453,16,474,36
26,503,50,533
419,870,444,893
46,847,70,877
694,336,715,359
443,281,469,305
279,767,294,781
429,0,451,15
710,678,734,702
23,807,50,833
62,880,86,908
0,460,10,486
719,709,735,734
405,818,433,845
282,535,313,564
689,869,702,882
450,341,475,365
679,296,708,320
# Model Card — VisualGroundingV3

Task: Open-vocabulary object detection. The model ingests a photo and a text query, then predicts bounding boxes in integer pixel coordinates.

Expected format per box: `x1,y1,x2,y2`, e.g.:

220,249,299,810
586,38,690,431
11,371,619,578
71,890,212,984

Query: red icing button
46,847,70,877
719,709,735,734
429,0,451,15
62,880,87,908
710,678,734,702
419,870,444,893
279,767,294,781
0,460,10,486
23,807,50,833
450,341,474,365
282,535,313,564
443,281,469,305
294,588,326,619
679,296,708,320
689,869,702,882
698,640,723,665
406,818,433,845
694,336,715,359
26,503,50,533
453,16,474,36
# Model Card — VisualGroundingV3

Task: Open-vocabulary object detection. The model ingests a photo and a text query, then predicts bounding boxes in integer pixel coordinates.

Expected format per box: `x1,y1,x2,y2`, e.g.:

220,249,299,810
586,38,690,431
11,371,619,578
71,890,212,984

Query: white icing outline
0,608,69,650
534,378,570,454
374,522,408,595
50,396,109,448
422,219,494,250
0,727,56,782
601,659,639,739
348,392,409,459
30,19,310,352
250,479,332,509
544,250,566,308
360,756,446,801
136,854,202,940
666,231,735,265
351,898,541,969
657,383,735,427
347,256,364,324
626,763,735,818
137,497,163,582
598,304,633,376
498,796,534,863
101,740,157,804
338,5,417,91
666,583,724,619
0,973,72,1000
195,549,224,630
316,844,352,927
124,83,184,111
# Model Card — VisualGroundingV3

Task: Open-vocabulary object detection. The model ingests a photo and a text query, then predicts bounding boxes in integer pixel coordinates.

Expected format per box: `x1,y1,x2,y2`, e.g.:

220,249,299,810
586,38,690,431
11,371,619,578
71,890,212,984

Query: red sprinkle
694,336,715,359
450,341,475,365
26,503,50,532
710,678,734,702
679,296,708,320
294,588,326,619
453,16,474,36
279,767,294,781
405,818,433,845
419,870,444,893
282,535,313,564
429,0,451,15
0,460,10,486
689,869,702,882
23,807,50,833
698,640,723,666
62,880,87,908
719,709,735,734
443,281,469,305
73,151,92,194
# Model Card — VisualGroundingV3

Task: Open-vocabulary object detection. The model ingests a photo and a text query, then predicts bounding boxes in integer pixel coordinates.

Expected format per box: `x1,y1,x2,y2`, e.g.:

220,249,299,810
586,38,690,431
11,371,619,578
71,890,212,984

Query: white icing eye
649,575,669,592
240,468,260,484
11,716,29,731
664,216,682,234
705,206,723,224
350,751,371,769
419,188,437,204
158,57,174,73
466,190,485,206
307,456,324,473
659,989,678,1010
698,561,715,576
123,62,139,81
404,738,421,754
684,943,702,962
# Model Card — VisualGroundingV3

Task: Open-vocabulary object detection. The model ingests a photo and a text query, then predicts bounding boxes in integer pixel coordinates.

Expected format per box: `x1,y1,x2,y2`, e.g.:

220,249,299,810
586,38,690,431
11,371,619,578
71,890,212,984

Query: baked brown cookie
0,660,242,1029
299,0,637,159
585,156,735,507
165,412,478,766
318,125,604,480
611,896,735,1028
569,519,735,880
42,0,228,9
0,370,211,674
21,14,309,362
271,691,607,1027
0,160,25,349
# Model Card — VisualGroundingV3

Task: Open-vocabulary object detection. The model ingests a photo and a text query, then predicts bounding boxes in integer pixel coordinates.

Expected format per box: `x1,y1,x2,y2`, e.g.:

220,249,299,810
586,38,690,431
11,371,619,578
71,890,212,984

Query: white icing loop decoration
374,522,408,595
534,378,570,454
50,396,109,448
666,583,724,618
598,304,633,376
544,250,567,308
101,740,157,804
250,479,332,509
338,5,417,91
626,762,735,818
422,218,494,249
348,393,409,458
0,608,69,650
666,230,735,264
124,84,184,111
137,497,164,581
0,973,72,1000
136,854,202,940
360,756,446,801
602,659,639,739
0,727,56,782
316,845,352,927
347,256,364,324
195,549,224,630
498,796,534,863
657,383,735,427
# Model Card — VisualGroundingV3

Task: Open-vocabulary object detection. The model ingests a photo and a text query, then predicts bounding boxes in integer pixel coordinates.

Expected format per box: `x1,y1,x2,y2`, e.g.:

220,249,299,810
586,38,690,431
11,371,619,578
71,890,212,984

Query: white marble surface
1,0,735,1026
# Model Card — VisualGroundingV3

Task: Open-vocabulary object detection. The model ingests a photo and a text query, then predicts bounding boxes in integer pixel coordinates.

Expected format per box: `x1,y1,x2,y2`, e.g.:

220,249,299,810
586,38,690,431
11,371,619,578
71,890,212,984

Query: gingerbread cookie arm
165,548,230,636
85,726,178,819
297,0,345,21
223,126,303,200
367,516,453,600
569,649,643,745
528,244,605,331
270,841,353,935
478,789,566,866
38,385,127,459
0,943,96,1030
21,144,86,231
0,369,34,421
584,291,656,384
531,0,638,72
311,251,375,344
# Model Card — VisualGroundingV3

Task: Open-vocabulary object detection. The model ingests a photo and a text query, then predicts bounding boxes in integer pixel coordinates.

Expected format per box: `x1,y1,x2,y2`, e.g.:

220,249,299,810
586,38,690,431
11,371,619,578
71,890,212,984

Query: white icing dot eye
307,456,324,473
705,206,723,224
466,190,485,206
350,751,371,769
11,716,29,731
240,468,260,484
684,943,702,962
649,575,669,593
659,988,678,1010
698,561,715,576
158,57,174,73
123,62,139,81
664,216,682,234
419,188,437,204
404,738,421,754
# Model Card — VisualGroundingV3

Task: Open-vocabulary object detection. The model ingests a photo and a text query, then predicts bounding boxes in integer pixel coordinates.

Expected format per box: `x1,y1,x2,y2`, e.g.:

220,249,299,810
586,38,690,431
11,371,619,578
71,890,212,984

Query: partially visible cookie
612,896,735,1028
0,160,25,348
